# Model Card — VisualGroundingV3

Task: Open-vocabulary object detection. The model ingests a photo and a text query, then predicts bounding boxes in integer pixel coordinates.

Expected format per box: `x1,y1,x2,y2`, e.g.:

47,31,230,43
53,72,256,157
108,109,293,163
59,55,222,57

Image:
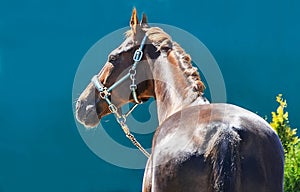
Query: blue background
0,0,299,191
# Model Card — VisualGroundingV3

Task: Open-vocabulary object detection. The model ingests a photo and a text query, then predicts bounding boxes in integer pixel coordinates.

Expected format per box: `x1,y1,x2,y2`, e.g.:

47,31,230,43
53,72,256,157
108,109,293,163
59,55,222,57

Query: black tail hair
205,126,241,192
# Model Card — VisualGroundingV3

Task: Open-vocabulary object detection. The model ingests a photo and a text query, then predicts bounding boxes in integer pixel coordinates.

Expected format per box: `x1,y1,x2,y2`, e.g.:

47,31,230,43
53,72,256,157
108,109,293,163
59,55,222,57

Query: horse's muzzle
75,99,100,128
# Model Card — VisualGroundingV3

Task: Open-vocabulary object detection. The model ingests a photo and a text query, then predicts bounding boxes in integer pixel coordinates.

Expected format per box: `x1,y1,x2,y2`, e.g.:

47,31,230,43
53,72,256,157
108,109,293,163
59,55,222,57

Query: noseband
91,34,150,158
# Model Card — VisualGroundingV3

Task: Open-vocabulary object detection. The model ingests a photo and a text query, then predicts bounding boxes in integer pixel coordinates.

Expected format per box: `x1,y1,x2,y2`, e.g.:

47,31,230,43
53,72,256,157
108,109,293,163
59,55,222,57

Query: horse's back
146,103,284,192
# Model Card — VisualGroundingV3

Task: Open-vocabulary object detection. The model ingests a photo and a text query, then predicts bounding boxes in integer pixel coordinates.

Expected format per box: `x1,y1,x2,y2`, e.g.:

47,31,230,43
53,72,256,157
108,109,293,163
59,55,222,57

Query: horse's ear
140,13,149,28
130,8,139,33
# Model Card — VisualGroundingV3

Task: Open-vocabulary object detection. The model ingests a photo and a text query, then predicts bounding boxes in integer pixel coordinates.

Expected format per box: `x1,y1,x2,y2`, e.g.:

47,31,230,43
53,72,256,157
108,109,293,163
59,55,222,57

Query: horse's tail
205,126,241,192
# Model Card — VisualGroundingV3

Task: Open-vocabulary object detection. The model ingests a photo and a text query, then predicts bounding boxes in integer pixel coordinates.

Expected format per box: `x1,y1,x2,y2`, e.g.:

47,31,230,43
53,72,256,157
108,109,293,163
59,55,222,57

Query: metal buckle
130,84,137,90
129,68,136,76
108,103,118,113
99,88,110,99
133,49,143,62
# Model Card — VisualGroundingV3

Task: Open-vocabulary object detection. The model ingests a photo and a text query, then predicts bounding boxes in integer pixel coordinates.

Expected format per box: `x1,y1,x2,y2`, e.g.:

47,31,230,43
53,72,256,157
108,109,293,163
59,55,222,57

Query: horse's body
76,9,284,192
143,104,283,192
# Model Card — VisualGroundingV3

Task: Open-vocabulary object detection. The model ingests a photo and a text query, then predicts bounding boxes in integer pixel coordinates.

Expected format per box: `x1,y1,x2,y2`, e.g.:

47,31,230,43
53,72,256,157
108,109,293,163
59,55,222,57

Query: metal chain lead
125,132,150,158
109,102,150,158
101,90,149,158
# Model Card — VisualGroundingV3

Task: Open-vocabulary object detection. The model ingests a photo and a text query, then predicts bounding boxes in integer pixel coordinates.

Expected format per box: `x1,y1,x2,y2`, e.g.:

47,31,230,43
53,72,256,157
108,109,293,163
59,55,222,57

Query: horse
75,9,284,192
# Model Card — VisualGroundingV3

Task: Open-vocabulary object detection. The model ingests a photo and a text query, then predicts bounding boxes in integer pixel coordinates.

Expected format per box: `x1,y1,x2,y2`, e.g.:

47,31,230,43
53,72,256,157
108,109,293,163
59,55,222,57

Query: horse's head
76,9,157,128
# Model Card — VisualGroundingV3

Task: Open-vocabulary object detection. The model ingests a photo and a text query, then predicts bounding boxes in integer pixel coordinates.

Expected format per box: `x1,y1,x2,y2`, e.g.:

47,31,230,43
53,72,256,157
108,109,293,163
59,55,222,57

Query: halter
91,34,150,158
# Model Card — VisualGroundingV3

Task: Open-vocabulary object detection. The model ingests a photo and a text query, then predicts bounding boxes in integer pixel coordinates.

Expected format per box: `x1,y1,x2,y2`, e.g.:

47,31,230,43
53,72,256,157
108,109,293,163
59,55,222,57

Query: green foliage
269,94,300,192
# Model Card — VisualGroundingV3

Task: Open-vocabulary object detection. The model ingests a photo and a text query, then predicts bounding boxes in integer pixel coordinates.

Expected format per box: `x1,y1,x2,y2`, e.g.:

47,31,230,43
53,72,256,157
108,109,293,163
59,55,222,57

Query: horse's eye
109,55,118,61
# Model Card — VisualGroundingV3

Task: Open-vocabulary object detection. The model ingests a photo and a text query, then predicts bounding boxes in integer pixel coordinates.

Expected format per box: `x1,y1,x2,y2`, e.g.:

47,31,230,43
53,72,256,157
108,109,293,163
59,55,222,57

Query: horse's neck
149,52,208,124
